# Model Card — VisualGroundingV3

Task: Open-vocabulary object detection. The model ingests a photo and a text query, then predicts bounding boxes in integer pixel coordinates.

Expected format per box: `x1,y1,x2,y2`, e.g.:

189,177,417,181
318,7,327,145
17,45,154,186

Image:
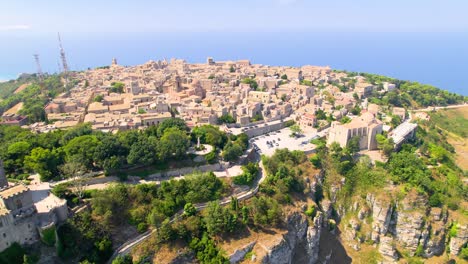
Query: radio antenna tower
58,32,69,74
33,54,43,81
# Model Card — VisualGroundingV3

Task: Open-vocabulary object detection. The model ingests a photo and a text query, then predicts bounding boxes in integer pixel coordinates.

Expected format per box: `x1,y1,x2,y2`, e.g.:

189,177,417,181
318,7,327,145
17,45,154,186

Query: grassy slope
430,106,468,170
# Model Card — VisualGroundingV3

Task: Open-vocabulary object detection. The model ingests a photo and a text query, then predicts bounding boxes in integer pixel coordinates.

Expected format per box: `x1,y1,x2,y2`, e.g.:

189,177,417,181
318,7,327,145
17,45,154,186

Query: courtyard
249,127,319,156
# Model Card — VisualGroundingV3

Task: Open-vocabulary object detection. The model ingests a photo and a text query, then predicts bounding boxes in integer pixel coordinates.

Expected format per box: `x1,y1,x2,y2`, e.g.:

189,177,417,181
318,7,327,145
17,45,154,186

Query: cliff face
336,188,463,263
227,187,464,264
259,211,323,264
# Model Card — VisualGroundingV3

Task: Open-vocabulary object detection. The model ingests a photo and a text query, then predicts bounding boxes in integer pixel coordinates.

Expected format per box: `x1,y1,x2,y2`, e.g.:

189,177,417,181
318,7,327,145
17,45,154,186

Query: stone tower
0,159,8,188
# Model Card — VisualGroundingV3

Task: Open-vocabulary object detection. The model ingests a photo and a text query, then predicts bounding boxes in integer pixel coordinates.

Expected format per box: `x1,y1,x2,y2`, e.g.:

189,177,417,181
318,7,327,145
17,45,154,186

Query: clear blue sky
1,0,467,33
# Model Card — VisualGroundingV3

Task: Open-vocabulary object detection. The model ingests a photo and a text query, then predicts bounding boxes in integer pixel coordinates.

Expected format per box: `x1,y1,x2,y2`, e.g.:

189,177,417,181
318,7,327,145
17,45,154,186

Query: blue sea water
0,32,467,95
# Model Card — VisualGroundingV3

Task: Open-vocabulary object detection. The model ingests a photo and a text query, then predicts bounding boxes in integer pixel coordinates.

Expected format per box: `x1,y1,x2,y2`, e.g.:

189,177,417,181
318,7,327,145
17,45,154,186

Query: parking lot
250,127,319,156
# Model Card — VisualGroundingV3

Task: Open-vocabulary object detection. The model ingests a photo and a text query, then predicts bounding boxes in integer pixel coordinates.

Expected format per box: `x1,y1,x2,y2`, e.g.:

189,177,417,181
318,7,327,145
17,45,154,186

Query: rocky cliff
334,187,467,263
258,210,323,264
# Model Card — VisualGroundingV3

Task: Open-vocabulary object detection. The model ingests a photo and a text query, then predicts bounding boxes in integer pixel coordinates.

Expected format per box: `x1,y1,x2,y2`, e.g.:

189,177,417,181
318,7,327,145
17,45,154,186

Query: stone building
0,160,68,252
327,112,383,150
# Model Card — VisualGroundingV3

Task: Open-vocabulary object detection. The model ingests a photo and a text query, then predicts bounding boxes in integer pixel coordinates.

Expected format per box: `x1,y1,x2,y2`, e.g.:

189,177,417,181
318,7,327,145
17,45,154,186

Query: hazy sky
1,0,467,33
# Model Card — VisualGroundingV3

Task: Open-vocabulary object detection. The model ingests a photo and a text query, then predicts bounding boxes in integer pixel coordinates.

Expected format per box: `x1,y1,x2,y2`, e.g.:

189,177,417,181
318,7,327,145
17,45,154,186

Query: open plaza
250,127,318,156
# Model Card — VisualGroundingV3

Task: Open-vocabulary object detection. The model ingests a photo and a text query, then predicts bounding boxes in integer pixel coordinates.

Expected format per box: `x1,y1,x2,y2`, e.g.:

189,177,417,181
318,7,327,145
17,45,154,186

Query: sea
1,32,467,95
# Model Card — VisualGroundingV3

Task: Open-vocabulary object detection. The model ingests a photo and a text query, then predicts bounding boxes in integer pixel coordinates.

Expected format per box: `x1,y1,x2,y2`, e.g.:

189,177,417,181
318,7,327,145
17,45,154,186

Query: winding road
107,157,267,263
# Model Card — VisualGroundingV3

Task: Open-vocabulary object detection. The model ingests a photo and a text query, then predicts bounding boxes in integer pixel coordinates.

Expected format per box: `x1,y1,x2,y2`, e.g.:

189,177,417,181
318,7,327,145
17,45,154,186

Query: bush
41,226,56,246
137,223,148,233
189,233,229,263
233,163,259,186
449,223,458,238
447,199,459,211
205,151,217,164
309,155,321,169
428,193,442,207
0,243,26,264
284,120,295,127
305,205,317,218
52,184,69,199
460,245,468,260
184,203,197,216
112,255,133,264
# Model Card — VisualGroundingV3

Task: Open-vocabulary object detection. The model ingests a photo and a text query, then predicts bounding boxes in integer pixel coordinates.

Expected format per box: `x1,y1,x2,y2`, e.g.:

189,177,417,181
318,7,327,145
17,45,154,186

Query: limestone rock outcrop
449,223,468,256
260,210,322,264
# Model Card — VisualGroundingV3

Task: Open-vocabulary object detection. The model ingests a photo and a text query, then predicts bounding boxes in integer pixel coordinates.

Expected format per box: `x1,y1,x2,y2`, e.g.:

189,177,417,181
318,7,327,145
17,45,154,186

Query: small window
3,233,6,238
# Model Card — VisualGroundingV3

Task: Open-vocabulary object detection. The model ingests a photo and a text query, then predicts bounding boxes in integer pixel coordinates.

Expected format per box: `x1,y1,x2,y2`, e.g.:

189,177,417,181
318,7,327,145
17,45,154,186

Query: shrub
0,243,26,264
41,226,56,246
449,223,458,238
112,255,133,264
305,205,317,218
460,245,468,260
205,151,217,164
184,203,197,216
137,223,148,233
284,120,295,127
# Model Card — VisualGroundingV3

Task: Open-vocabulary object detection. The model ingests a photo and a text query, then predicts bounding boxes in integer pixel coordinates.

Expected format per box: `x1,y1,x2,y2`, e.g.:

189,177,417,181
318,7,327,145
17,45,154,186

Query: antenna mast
58,32,69,74
33,54,43,81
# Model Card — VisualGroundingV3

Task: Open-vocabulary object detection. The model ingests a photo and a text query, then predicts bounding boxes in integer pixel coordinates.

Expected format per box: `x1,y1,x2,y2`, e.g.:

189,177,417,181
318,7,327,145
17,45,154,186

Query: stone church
0,160,68,251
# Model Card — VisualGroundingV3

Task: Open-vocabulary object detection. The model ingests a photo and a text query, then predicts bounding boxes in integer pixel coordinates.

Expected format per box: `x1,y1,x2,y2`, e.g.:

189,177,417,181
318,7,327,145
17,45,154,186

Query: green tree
127,136,158,166
184,203,197,216
21,103,47,123
112,255,133,264
315,109,327,120
110,82,125,93
218,114,235,124
250,196,282,226
222,142,243,162
386,151,431,191
346,136,360,154
376,134,394,157
60,123,92,145
192,125,228,148
340,116,351,124
390,115,402,127
289,124,302,137
204,201,225,236
5,141,31,175
205,150,217,164
159,127,190,160
24,147,64,181
281,74,288,80
94,135,128,166
156,118,189,138
241,78,258,90
351,104,361,115
64,135,101,169
93,94,104,102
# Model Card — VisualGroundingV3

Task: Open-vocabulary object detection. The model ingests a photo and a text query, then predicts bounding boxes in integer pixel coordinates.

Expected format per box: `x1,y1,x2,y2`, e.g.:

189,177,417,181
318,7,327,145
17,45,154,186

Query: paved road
412,103,467,112
107,156,267,263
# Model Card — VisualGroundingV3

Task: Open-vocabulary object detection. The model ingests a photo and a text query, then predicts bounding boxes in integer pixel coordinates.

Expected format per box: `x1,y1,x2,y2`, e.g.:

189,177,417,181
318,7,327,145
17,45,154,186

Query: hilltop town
2,57,440,154
0,58,467,264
